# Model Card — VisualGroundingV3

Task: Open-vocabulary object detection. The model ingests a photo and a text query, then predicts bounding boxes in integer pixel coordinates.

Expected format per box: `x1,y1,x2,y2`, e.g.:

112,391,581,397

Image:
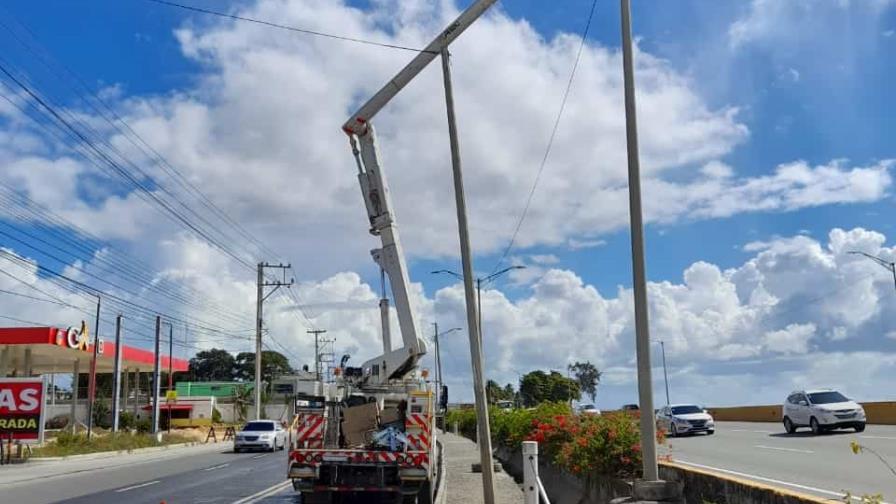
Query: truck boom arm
343,0,497,383
341,0,498,136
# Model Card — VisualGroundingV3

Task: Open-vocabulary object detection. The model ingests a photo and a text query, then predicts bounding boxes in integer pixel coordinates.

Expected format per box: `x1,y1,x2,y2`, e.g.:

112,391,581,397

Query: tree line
485,361,602,407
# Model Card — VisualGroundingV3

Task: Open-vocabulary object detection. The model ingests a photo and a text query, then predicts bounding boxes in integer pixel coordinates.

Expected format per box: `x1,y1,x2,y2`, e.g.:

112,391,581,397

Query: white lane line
231,480,292,504
251,454,269,459
861,435,896,440
754,444,814,454
674,459,892,504
115,480,160,493
204,463,230,471
730,428,774,434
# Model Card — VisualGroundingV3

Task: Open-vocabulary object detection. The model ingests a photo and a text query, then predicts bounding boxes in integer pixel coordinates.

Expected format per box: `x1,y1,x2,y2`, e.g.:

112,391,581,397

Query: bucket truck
286,1,497,502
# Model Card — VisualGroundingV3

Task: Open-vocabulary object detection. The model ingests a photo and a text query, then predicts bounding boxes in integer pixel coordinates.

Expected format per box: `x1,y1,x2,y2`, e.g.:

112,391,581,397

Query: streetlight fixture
651,340,670,406
431,265,526,339
849,251,896,293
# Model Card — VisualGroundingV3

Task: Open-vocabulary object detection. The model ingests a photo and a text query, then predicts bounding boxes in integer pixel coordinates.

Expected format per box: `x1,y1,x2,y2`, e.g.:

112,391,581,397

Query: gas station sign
0,377,47,443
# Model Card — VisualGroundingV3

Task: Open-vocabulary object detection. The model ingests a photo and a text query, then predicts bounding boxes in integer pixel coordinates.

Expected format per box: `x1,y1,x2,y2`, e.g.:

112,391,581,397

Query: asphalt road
0,443,296,504
661,421,896,502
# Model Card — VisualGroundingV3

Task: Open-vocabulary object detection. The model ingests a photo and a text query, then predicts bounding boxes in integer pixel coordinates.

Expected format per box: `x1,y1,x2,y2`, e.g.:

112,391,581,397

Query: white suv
782,389,866,435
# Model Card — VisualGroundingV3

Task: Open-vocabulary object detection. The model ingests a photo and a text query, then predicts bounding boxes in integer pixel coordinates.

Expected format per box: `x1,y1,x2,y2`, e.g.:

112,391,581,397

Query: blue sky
4,0,893,294
1,0,895,406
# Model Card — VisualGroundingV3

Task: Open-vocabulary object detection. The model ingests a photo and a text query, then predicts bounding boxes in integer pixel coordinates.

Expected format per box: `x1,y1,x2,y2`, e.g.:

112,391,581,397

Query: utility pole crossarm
341,0,498,135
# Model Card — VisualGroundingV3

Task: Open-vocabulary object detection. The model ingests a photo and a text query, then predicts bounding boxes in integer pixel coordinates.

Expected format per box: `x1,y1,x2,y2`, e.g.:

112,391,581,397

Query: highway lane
1,443,293,504
661,421,896,502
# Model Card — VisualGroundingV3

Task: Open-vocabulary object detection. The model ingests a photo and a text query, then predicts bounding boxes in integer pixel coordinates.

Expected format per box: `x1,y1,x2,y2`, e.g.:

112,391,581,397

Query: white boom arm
343,0,497,384
341,0,498,137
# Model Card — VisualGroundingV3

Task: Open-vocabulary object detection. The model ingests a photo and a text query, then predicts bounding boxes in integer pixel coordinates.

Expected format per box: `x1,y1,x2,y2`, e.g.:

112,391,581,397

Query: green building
176,381,253,398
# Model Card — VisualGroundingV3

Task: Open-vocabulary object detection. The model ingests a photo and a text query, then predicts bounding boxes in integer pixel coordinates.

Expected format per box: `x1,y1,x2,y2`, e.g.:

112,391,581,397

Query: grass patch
32,431,194,458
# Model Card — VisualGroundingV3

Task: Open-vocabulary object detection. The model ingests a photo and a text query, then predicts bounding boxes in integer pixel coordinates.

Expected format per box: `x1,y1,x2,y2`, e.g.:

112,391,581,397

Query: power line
145,0,432,54
490,0,599,274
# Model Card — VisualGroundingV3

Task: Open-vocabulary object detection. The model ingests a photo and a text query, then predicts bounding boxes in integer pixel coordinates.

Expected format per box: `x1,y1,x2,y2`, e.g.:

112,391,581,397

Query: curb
30,440,229,462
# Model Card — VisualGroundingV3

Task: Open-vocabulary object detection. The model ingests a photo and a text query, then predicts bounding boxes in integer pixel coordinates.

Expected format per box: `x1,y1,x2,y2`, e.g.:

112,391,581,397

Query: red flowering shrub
446,403,664,479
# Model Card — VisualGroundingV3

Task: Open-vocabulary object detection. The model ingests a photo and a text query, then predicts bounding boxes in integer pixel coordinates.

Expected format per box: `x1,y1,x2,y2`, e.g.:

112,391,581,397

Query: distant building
175,381,253,398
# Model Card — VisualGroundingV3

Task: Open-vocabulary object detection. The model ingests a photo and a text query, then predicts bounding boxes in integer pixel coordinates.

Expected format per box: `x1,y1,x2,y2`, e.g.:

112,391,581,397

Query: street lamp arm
848,250,895,270
483,265,526,284
431,269,463,280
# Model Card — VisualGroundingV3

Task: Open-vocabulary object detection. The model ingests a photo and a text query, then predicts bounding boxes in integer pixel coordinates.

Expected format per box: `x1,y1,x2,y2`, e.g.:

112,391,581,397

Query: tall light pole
432,324,462,412
620,0,659,482
652,340,670,406
431,265,526,340
849,251,896,293
162,321,174,434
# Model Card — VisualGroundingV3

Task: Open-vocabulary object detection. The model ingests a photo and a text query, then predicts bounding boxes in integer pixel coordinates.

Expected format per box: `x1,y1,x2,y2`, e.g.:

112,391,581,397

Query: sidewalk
442,432,523,504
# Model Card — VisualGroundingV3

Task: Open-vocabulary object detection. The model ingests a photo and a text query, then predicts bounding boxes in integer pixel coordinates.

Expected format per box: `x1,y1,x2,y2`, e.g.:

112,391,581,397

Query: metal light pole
432,324,462,411
151,316,162,434
86,295,101,439
849,251,896,294
111,315,123,432
164,321,174,434
441,47,495,504
652,340,670,406
620,0,659,482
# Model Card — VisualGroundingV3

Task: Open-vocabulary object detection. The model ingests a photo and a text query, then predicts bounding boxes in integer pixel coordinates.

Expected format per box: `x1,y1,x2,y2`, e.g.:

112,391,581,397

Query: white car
234,420,288,452
657,404,715,437
783,389,866,435
577,404,601,415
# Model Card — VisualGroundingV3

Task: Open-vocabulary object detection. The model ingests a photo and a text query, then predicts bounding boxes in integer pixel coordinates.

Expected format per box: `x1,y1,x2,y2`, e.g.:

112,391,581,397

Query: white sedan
657,404,715,437
234,420,287,452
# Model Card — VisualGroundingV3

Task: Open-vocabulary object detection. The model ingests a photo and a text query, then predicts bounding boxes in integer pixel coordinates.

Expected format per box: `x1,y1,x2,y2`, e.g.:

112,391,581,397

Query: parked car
621,404,639,412
577,404,601,415
657,404,715,437
782,389,866,435
234,420,287,452
495,400,514,410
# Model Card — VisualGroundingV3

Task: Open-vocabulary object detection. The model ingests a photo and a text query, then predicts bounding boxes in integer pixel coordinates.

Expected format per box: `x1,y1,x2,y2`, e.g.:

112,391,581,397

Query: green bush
92,397,111,429
119,411,136,430
212,407,222,424
135,417,152,433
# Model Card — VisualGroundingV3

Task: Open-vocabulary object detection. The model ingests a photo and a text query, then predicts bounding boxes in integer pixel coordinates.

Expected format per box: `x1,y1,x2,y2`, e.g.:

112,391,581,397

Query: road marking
731,429,774,434
115,480,160,493
674,460,892,504
204,463,230,471
754,444,813,454
251,454,269,459
861,435,896,440
231,480,292,504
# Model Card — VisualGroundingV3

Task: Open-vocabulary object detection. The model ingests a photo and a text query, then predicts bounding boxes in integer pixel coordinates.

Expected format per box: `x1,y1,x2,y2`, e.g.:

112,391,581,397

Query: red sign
0,377,46,442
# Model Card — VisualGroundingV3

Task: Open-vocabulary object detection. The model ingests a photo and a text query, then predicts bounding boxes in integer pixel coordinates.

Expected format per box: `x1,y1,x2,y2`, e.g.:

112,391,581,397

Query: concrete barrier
496,447,837,504
707,402,896,425
659,462,829,504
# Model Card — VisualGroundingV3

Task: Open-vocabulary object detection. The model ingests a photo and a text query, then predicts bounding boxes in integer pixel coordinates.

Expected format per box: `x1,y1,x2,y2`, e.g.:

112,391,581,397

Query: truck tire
417,481,433,504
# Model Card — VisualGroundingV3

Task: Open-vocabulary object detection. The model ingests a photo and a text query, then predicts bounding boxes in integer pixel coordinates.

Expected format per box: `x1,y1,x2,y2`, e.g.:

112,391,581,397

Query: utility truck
286,2,497,502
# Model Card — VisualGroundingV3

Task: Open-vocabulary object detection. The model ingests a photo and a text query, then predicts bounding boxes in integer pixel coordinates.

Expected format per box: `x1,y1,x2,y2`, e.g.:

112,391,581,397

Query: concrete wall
659,462,829,504
707,401,896,425
495,446,834,504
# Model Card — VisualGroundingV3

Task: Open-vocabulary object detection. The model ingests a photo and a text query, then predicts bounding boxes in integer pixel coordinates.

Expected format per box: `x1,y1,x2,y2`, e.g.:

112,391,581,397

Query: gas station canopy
0,326,189,374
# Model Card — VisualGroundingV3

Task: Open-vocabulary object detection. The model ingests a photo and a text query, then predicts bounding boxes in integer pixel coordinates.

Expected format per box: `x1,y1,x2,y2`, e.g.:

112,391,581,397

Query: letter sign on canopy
0,377,47,443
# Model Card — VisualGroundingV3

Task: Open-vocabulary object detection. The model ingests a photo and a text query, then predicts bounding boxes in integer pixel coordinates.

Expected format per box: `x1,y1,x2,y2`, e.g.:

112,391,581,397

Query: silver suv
782,389,866,435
